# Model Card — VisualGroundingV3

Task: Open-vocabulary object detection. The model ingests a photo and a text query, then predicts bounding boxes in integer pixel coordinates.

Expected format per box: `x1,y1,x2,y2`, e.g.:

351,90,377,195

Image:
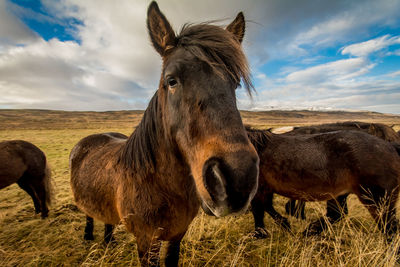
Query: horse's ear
147,1,176,56
226,12,245,43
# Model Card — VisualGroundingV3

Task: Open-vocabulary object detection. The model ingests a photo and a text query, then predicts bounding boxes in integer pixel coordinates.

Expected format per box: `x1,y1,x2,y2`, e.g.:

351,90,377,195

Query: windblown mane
175,23,254,95
245,126,272,153
119,93,162,176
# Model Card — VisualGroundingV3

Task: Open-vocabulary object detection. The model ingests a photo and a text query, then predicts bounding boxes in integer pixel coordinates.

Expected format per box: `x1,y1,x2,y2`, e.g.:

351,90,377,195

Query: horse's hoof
252,227,270,239
84,233,94,241
285,202,294,216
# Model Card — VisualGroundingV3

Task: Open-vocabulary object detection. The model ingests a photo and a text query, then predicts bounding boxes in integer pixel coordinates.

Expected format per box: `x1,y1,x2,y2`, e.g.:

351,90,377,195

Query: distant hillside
0,109,399,130
240,110,400,129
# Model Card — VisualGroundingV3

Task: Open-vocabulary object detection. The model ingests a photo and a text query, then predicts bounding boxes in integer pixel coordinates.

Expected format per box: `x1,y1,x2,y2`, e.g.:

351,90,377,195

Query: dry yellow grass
1,109,400,266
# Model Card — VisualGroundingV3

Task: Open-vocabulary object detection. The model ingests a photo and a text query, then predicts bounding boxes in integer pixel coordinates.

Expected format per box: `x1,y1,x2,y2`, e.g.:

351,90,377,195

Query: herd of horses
1,2,400,266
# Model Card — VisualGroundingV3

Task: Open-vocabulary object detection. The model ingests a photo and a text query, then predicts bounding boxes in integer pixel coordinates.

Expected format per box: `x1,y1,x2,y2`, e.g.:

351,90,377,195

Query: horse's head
147,2,259,217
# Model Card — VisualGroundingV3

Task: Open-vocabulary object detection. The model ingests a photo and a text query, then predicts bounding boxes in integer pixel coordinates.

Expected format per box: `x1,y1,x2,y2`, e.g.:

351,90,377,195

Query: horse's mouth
200,199,230,217
200,198,251,217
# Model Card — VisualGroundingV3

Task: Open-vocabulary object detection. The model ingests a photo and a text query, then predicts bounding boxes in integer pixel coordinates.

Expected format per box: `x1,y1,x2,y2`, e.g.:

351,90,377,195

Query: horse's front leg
264,193,291,231
136,235,162,267
251,195,270,239
163,234,184,267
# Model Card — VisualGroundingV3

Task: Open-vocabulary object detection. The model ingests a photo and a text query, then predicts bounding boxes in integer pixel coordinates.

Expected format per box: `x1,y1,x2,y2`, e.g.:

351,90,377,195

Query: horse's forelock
175,23,254,95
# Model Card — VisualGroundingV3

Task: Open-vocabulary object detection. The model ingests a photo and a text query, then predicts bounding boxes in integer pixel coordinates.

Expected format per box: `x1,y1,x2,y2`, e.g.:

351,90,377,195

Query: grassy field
1,109,400,266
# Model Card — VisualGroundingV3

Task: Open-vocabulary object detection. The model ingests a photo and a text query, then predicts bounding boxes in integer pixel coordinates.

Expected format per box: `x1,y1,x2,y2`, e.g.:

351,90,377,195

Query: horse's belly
265,170,352,201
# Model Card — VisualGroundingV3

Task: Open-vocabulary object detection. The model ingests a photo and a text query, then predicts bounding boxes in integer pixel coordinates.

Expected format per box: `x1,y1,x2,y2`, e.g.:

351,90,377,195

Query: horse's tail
43,160,54,206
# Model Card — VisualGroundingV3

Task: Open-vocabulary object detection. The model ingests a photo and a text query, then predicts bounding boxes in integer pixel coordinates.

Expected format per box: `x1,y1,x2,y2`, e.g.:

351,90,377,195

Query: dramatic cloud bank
1,0,400,113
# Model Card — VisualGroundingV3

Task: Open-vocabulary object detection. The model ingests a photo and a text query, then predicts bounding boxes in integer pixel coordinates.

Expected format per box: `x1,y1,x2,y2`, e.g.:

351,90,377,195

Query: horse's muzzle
202,153,259,217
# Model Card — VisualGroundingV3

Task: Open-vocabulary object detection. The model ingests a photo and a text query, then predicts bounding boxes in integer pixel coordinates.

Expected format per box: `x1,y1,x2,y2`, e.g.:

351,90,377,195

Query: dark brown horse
246,127,400,239
70,2,258,266
283,121,400,220
0,140,53,218
285,121,400,142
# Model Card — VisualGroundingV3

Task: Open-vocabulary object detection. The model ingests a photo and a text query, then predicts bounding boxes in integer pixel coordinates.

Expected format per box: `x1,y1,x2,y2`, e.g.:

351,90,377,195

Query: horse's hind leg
104,224,115,244
358,186,399,239
304,194,348,236
31,180,49,218
285,199,306,220
296,200,306,220
84,216,95,240
17,179,41,214
285,199,296,217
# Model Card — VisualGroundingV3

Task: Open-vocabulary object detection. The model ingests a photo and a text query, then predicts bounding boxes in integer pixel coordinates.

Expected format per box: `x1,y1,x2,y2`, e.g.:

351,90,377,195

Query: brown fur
247,127,400,238
70,2,258,266
283,121,400,220
286,121,400,142
0,140,53,218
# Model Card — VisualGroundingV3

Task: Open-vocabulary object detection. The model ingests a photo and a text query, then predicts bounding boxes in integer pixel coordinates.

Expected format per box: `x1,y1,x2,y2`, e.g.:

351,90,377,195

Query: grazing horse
70,2,259,266
285,121,400,142
246,127,400,239
283,121,400,220
0,140,53,218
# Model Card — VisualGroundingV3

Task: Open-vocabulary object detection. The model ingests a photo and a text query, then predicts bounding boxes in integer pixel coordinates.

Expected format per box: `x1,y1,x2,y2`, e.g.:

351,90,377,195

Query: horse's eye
167,78,178,88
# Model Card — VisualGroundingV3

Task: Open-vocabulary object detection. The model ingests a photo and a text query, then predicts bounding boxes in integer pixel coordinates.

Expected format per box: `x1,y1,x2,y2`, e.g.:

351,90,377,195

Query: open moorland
1,109,400,266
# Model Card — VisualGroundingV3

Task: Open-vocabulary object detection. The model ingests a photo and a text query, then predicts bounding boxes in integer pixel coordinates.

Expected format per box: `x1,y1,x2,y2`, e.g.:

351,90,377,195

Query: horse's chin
200,198,251,217
201,200,230,217
200,201,216,216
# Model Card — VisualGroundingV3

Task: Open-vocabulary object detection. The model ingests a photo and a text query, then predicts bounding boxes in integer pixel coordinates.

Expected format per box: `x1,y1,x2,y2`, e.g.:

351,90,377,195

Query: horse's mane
245,125,272,153
175,23,254,95
119,93,161,177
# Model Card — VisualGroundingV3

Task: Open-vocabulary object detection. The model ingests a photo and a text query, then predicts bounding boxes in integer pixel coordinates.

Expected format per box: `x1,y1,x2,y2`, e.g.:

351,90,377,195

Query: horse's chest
119,189,199,240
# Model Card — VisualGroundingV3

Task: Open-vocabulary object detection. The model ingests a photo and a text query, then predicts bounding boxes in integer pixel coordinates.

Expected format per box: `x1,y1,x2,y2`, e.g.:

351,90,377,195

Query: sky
0,0,400,114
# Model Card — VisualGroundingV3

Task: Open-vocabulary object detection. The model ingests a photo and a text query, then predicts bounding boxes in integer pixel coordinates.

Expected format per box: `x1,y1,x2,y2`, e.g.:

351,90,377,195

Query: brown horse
70,2,259,266
0,140,53,218
246,127,400,239
285,121,400,142
283,121,400,220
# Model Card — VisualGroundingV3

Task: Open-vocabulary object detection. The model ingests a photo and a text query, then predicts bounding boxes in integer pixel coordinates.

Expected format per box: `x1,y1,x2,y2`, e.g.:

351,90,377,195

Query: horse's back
0,140,46,189
69,132,128,168
286,121,400,142
70,132,128,224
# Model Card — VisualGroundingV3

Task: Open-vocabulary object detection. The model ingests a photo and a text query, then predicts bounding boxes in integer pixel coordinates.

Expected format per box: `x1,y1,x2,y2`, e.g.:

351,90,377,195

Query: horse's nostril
203,158,227,203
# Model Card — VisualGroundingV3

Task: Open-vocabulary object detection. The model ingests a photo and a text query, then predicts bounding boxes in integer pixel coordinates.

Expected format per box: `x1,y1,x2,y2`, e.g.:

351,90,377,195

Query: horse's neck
121,94,192,189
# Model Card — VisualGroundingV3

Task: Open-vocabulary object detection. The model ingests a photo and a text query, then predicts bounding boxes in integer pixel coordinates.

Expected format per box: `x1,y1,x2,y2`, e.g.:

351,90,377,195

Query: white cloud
240,80,400,114
0,0,38,46
341,35,400,57
286,58,374,84
289,0,400,56
387,70,400,77
1,0,399,113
